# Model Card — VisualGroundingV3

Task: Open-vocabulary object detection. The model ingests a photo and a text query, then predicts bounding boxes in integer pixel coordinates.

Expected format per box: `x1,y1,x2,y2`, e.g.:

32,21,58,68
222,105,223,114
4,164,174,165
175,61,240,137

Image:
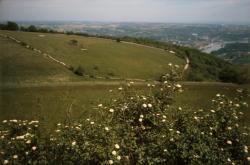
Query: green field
0,30,249,131
1,83,249,130
0,30,184,83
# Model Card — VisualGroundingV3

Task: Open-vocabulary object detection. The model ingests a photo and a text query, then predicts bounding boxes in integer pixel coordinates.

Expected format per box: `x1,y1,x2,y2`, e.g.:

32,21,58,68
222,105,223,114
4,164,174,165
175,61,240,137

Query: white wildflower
13,155,18,159
3,160,8,164
2,120,7,123
216,94,220,97
210,110,215,113
175,84,182,88
109,109,114,113
26,140,31,144
118,87,123,90
115,144,120,149
108,160,114,164
168,63,172,66
72,141,76,146
139,118,143,122
176,131,180,134
227,140,232,145
32,146,37,151
98,104,103,107
163,115,166,119
112,150,117,155
147,104,152,108
142,104,147,108
105,127,109,131
227,127,232,130
247,157,250,161
235,104,240,107
140,115,144,118
90,122,94,125
117,155,121,160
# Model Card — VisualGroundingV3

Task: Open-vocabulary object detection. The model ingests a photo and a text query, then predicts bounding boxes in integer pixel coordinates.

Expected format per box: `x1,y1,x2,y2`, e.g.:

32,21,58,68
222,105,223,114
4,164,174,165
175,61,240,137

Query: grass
0,36,76,83
0,30,249,131
1,83,249,131
0,30,184,81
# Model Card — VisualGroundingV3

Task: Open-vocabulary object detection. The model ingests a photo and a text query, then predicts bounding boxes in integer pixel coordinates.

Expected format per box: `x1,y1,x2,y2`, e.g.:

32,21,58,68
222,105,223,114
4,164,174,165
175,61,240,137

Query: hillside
0,30,184,84
211,43,250,64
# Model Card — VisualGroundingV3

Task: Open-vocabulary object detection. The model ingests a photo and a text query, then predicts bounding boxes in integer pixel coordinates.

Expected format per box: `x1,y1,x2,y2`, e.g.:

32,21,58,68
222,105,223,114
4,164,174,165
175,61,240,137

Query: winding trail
0,32,190,83
0,33,71,70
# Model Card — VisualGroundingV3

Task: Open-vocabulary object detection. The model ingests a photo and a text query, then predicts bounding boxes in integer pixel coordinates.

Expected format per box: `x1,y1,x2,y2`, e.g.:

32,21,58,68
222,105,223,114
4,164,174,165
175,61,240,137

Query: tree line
0,21,56,33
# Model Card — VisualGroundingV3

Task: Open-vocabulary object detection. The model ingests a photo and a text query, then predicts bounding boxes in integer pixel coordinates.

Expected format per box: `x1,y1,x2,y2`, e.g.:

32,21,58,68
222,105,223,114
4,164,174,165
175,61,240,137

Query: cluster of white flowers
109,144,121,163
243,146,248,153
226,140,232,145
142,103,147,108
72,141,76,147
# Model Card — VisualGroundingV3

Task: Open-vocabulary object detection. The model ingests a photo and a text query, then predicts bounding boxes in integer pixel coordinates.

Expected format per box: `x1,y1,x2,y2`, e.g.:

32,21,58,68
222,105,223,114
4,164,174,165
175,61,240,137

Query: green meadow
0,30,184,82
0,30,249,130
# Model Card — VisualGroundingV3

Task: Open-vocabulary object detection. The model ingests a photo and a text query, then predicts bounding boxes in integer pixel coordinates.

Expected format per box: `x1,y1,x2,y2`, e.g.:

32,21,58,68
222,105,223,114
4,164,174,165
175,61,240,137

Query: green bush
74,66,85,76
0,66,249,164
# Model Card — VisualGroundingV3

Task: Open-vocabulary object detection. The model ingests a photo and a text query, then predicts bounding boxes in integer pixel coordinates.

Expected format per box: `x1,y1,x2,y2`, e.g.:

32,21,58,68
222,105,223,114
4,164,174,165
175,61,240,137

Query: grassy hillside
0,30,184,82
111,36,248,83
0,36,76,84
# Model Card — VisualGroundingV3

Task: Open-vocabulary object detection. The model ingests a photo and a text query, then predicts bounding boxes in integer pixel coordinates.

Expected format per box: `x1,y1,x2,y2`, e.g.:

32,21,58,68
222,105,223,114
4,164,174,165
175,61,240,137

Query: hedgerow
0,65,249,164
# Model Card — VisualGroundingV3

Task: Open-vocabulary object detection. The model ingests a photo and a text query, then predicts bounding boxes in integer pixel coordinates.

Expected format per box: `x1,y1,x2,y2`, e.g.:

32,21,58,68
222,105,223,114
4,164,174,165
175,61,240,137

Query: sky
0,0,250,24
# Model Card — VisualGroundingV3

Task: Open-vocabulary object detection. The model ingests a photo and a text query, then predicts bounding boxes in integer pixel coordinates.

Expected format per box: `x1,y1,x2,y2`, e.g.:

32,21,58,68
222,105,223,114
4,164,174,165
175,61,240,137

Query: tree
6,21,19,31
27,25,37,32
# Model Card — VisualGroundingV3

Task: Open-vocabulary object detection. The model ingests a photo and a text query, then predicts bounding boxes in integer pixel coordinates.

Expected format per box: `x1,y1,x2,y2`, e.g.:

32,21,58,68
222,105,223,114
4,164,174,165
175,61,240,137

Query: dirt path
0,33,71,70
1,81,236,89
121,41,190,73
184,57,190,71
0,32,190,81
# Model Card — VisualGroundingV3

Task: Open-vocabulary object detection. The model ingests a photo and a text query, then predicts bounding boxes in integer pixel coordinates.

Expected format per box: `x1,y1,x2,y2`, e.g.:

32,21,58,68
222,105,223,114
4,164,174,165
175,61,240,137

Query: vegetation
0,21,19,31
0,22,248,83
212,43,250,64
0,68,249,164
0,30,184,81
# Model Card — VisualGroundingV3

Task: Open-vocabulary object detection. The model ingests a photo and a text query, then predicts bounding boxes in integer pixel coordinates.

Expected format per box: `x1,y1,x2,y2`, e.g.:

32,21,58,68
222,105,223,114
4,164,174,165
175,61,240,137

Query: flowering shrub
0,65,249,164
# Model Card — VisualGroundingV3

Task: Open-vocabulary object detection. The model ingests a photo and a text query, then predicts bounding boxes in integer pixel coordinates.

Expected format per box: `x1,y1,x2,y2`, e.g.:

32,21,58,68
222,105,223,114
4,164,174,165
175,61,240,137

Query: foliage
0,66,249,164
27,25,38,32
74,66,85,76
69,39,78,46
0,22,19,31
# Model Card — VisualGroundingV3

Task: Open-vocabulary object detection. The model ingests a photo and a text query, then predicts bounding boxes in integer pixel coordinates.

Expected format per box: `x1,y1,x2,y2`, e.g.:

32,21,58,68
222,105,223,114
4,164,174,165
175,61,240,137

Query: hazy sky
0,0,249,24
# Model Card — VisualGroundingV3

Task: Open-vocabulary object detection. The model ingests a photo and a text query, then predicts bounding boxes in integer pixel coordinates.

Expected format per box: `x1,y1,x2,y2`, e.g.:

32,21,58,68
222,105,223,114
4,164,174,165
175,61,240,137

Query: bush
6,21,19,31
74,66,85,76
0,66,249,164
69,39,78,46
